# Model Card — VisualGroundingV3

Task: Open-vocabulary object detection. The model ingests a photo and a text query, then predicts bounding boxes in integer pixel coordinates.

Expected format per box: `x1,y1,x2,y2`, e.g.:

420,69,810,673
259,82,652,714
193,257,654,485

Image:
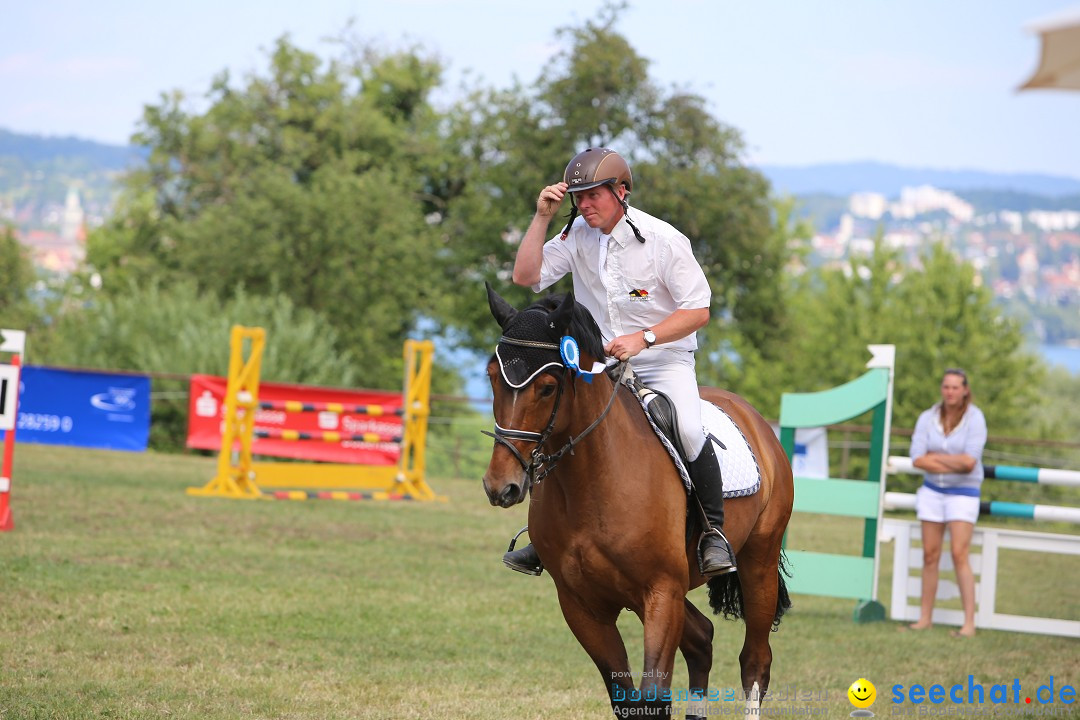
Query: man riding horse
504,147,736,578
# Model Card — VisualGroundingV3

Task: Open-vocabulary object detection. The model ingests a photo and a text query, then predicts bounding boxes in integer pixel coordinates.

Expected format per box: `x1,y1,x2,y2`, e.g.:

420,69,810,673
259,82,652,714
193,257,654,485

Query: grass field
1,443,1078,719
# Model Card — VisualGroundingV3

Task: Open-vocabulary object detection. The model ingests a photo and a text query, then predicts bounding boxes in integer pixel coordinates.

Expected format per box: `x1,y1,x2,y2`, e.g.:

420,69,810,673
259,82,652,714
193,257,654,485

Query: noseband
484,336,628,486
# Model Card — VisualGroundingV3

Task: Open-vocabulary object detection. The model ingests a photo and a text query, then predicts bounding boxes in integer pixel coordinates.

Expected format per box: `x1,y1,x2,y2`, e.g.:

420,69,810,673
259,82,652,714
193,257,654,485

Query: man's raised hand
536,182,569,218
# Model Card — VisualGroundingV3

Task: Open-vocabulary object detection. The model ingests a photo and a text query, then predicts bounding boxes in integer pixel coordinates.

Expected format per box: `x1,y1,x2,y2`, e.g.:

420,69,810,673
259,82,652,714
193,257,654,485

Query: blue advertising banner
0,366,151,451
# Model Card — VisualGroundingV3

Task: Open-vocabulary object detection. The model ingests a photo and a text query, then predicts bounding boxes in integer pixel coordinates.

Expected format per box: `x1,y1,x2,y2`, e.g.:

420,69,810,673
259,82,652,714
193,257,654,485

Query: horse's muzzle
483,475,528,508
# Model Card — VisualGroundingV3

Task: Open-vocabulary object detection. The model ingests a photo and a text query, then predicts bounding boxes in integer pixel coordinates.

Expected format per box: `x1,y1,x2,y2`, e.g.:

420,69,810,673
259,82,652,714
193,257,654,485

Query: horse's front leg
678,598,713,720
637,581,686,718
556,589,636,717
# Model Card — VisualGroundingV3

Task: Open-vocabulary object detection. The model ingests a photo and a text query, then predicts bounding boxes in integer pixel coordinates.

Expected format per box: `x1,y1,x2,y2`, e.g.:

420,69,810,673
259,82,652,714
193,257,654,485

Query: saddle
625,370,723,466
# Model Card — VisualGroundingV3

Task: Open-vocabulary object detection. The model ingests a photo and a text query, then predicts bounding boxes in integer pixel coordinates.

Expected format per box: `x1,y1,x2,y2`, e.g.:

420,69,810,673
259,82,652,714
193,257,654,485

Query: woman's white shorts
915,485,980,524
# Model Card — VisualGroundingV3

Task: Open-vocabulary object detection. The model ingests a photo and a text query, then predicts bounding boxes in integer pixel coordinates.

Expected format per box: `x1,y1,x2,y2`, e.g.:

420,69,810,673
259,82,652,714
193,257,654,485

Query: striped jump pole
265,490,414,502
253,428,403,444
985,464,1080,486
883,492,1080,524
257,400,404,417
888,455,1080,487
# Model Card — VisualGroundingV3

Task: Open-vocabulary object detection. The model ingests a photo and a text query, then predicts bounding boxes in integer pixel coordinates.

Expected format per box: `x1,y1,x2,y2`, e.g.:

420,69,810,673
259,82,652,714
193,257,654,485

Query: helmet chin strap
560,195,579,240
614,188,646,244
560,184,645,243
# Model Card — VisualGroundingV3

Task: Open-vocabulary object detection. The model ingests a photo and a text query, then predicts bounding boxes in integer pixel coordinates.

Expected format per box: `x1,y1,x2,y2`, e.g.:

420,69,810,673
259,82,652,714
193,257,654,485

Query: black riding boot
503,528,543,576
688,441,737,577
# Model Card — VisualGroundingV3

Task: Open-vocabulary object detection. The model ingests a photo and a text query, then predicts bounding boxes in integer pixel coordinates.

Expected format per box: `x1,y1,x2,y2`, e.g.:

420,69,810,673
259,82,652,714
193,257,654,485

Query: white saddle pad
700,400,761,498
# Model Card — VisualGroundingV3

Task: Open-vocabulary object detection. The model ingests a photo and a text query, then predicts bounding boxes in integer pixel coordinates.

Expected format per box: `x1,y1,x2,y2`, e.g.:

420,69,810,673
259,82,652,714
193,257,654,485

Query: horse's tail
706,550,793,630
773,550,793,628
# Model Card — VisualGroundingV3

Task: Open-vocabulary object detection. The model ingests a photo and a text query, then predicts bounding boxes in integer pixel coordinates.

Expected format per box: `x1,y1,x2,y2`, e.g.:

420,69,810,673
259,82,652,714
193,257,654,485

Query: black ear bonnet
495,309,564,389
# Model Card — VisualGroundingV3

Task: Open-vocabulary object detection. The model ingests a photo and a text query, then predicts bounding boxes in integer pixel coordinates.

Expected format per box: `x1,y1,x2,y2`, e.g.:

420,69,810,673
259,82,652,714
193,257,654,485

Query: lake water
1039,344,1080,374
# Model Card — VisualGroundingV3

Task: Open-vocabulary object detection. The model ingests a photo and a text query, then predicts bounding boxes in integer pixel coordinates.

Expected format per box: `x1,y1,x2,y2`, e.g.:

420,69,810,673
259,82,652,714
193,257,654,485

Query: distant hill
757,161,1080,198
5,128,1080,223
0,128,145,229
0,129,141,172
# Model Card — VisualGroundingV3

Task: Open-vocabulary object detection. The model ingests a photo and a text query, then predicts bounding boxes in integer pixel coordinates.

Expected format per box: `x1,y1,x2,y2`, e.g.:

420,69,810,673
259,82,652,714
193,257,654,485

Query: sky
2,0,1078,178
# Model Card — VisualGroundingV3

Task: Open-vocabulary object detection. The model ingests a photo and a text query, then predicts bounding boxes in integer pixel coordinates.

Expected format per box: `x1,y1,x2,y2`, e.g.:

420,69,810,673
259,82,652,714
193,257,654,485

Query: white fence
881,518,1080,638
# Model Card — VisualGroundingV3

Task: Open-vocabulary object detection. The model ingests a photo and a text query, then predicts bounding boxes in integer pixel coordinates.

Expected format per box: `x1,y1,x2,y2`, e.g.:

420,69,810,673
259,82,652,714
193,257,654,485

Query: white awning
1020,5,1080,91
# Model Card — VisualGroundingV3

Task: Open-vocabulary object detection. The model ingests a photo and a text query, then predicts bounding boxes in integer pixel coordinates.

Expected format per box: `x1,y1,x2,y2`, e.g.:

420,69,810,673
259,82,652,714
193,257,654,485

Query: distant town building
1027,210,1080,232
810,233,846,259
888,185,974,223
61,186,85,243
884,230,920,249
1000,210,1024,235
15,187,87,275
849,192,888,219
837,213,854,244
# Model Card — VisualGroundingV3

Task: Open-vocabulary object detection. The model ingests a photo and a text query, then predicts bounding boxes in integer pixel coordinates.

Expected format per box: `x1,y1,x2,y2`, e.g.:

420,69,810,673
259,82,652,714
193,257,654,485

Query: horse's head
481,284,596,507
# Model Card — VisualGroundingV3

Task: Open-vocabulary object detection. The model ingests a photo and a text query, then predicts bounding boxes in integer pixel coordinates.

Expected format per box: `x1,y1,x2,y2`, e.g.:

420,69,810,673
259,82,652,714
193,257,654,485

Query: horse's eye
538,384,556,398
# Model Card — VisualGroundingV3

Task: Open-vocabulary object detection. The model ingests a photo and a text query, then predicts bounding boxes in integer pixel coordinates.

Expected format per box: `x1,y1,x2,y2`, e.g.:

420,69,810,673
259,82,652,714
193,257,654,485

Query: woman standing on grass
907,368,987,638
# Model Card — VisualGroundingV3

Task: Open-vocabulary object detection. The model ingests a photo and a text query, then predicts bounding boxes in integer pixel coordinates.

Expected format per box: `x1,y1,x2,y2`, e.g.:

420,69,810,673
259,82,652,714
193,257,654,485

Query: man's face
573,184,626,234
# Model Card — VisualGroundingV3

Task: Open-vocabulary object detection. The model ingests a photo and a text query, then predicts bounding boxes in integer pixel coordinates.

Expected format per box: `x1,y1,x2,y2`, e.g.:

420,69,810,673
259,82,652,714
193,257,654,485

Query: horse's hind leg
679,598,713,719
736,541,781,711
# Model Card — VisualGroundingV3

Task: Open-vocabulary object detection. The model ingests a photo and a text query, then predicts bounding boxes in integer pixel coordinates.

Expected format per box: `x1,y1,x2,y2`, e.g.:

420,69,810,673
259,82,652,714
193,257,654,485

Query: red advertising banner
187,374,403,465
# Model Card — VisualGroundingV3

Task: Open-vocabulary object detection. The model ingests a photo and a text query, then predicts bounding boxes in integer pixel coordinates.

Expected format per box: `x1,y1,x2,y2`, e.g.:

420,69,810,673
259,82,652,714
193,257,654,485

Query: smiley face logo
848,678,876,709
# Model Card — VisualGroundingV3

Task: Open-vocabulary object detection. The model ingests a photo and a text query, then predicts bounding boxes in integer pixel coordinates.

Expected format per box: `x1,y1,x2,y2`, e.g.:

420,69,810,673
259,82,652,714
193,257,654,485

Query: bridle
483,336,629,486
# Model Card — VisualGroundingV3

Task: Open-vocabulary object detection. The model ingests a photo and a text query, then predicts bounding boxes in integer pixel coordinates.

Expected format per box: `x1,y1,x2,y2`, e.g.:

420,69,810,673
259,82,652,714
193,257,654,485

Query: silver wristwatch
643,329,657,348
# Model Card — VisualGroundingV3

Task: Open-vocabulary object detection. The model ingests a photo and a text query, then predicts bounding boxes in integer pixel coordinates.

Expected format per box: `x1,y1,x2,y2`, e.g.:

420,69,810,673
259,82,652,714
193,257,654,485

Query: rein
483,340,628,486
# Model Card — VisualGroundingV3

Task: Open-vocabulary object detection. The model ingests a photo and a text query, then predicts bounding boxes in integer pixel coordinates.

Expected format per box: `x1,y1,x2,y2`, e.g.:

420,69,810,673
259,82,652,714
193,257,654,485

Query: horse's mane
524,294,606,363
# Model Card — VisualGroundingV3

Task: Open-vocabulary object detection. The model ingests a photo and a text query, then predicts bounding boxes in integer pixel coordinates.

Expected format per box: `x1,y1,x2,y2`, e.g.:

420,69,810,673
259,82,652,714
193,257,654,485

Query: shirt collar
931,403,969,436
607,208,634,248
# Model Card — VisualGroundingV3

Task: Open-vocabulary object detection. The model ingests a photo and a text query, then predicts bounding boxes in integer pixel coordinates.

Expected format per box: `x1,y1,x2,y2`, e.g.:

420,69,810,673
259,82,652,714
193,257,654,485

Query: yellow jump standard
187,326,443,501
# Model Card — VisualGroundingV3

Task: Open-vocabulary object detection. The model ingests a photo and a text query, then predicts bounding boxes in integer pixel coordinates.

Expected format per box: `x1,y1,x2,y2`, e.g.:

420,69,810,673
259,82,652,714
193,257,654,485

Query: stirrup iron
503,526,543,576
698,528,737,577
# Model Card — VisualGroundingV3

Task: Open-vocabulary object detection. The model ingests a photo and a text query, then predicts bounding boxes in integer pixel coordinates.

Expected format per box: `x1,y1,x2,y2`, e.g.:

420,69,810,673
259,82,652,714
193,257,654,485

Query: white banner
771,424,830,479
0,364,19,431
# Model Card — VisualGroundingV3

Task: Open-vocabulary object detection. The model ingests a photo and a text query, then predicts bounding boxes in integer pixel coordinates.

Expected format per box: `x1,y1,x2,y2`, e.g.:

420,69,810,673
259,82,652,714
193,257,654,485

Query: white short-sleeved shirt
909,403,987,491
532,206,711,351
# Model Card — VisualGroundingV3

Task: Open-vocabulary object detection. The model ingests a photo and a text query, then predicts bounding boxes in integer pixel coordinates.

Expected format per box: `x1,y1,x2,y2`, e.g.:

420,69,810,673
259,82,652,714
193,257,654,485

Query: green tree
0,225,41,331
1025,367,1080,469
764,237,1039,434
88,38,452,388
37,279,364,450
439,5,785,360
695,196,811,412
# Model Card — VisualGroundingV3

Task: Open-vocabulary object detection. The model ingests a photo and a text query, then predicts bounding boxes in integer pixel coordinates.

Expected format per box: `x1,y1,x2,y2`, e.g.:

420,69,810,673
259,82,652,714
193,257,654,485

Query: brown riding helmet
563,148,633,194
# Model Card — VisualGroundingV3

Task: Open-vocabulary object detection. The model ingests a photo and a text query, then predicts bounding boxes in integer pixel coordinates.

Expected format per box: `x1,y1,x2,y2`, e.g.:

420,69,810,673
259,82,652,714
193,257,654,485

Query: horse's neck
540,376,645,508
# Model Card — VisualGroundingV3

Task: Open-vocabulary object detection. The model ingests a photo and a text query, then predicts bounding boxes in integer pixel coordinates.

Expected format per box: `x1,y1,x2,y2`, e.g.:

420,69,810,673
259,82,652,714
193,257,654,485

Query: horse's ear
486,282,518,329
548,292,575,335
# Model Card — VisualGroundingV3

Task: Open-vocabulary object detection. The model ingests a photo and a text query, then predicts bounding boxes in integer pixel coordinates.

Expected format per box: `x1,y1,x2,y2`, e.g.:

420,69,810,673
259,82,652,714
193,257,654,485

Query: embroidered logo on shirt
628,288,652,301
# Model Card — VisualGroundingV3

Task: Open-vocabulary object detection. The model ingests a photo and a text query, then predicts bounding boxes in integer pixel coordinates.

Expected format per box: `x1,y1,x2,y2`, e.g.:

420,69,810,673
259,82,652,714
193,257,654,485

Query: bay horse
481,286,794,719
